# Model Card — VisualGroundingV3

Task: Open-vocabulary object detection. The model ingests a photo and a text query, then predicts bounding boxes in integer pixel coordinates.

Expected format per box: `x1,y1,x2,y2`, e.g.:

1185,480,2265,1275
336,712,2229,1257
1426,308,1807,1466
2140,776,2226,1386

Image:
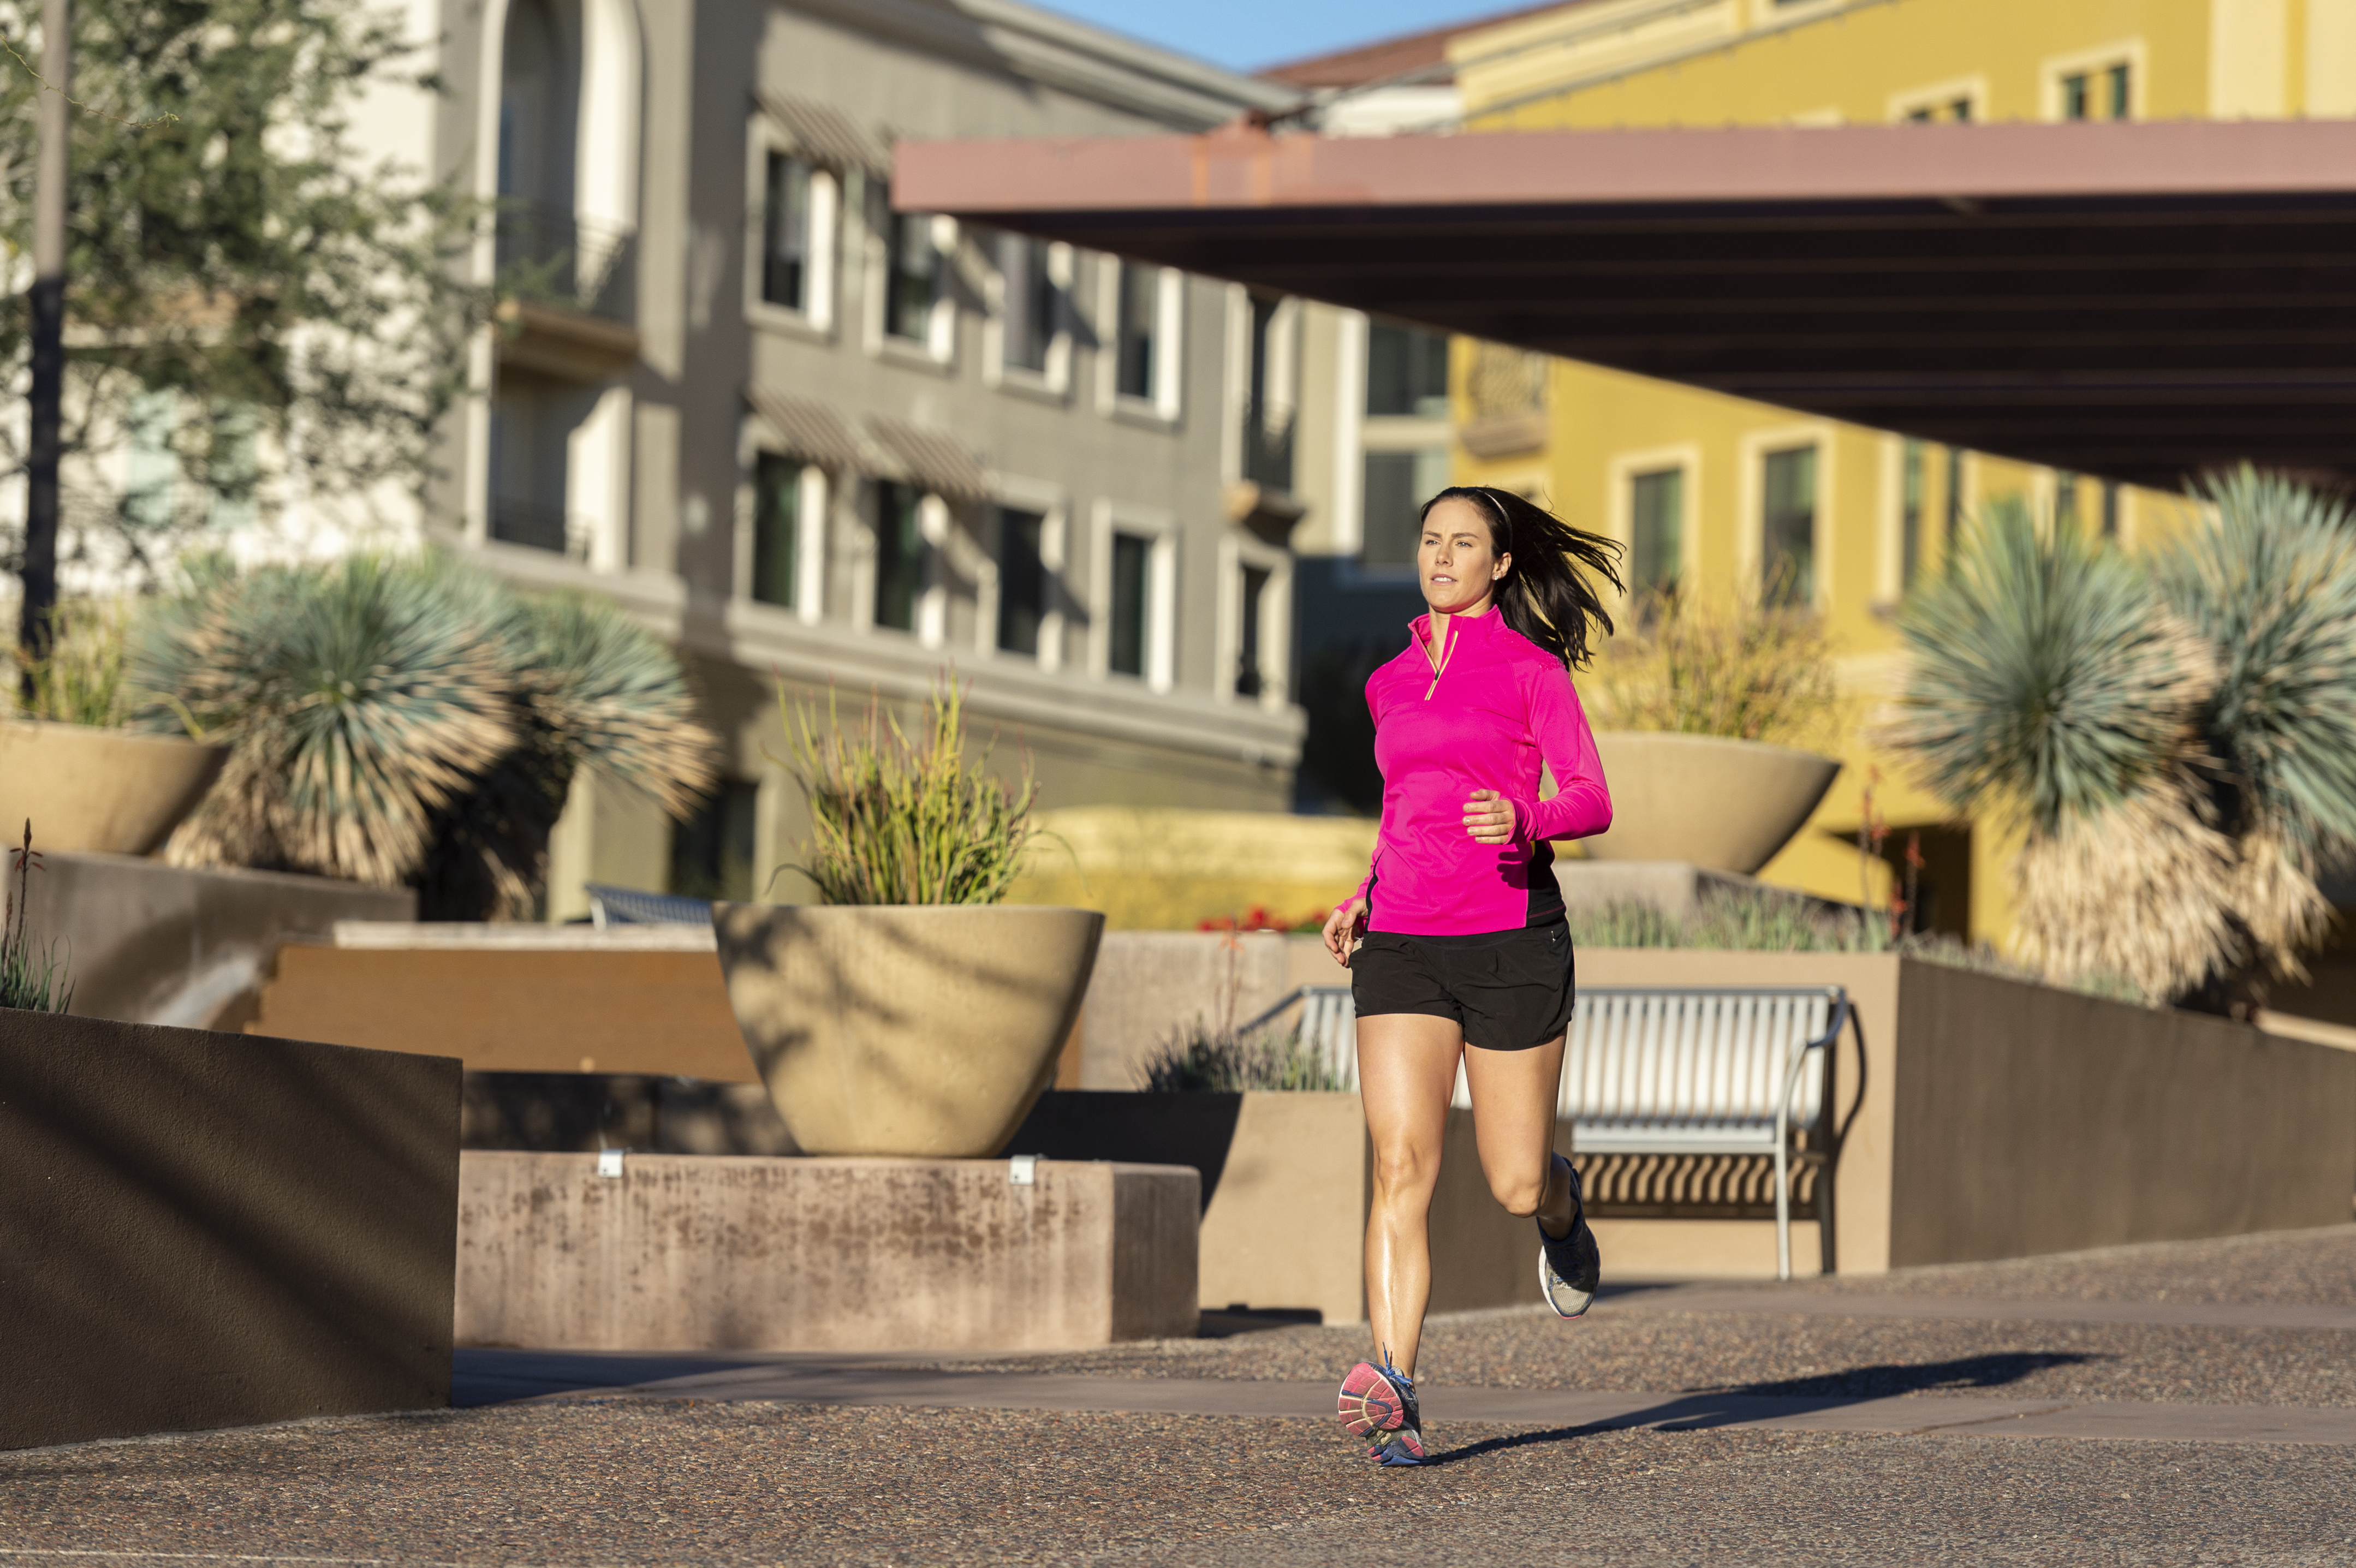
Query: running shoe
1367,1424,1427,1467
1338,1359,1419,1436
1538,1153,1602,1319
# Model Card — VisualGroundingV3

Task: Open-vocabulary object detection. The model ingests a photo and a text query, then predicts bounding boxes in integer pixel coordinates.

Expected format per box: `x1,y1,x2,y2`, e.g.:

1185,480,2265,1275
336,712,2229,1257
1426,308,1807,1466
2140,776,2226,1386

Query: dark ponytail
1419,485,1623,670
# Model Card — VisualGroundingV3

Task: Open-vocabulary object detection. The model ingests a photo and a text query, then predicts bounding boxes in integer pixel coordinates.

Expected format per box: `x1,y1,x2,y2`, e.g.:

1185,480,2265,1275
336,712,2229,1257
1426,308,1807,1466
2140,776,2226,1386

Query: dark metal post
19,0,70,678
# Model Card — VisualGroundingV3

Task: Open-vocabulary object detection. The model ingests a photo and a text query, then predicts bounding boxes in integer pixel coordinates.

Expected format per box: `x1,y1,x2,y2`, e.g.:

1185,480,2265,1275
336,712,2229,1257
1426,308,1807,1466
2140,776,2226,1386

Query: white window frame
733,419,828,625
1887,74,1989,123
979,474,1068,672
1097,257,1183,426
867,207,958,370
1737,422,1838,611
742,117,840,338
1330,309,1370,555
2040,40,2147,122
984,235,1074,401
1217,529,1292,712
1090,499,1178,693
1605,443,1701,604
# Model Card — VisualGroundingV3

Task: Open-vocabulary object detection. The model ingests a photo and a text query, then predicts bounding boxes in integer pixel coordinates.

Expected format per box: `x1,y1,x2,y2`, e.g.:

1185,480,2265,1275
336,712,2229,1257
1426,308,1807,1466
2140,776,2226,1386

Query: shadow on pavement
1424,1352,2103,1466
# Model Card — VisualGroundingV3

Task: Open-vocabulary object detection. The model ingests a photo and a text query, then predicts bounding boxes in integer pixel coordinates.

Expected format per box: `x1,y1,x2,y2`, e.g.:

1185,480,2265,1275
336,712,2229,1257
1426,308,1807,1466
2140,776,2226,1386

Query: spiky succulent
2158,467,2356,869
1882,495,2213,836
136,551,717,916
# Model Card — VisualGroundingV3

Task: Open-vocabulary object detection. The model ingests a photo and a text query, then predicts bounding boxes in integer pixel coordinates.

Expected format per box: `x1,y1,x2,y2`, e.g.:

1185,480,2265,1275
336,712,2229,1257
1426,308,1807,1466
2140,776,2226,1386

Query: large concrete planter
1584,731,1840,874
0,719,226,855
0,1009,461,1450
712,902,1104,1157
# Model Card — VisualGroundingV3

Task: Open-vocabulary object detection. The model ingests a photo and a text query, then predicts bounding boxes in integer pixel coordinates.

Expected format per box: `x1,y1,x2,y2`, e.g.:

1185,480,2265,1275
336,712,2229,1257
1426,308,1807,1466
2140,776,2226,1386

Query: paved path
1605,1285,2356,1333
483,1352,2356,1445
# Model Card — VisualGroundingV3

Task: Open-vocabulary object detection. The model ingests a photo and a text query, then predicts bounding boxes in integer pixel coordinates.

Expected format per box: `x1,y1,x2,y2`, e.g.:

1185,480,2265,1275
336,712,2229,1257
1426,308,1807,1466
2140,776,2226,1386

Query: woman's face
1417,497,1510,616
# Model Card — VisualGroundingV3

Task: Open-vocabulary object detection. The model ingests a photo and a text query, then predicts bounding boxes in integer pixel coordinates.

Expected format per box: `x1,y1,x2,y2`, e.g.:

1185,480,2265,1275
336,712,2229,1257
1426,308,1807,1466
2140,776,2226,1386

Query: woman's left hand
1463,789,1515,845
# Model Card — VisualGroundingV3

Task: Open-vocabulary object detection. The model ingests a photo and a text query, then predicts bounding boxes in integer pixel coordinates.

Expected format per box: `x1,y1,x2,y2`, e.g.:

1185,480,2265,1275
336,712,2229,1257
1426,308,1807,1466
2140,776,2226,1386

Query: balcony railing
495,201,636,324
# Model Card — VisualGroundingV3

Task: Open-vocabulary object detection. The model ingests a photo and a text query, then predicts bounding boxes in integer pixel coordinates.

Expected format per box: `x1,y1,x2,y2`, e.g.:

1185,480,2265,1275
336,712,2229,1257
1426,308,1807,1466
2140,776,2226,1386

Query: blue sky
1042,1,1509,75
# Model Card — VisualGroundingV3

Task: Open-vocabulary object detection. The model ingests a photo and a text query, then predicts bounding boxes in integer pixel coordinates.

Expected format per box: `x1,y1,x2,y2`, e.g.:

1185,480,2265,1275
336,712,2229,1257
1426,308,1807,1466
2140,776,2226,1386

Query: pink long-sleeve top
1350,608,1613,936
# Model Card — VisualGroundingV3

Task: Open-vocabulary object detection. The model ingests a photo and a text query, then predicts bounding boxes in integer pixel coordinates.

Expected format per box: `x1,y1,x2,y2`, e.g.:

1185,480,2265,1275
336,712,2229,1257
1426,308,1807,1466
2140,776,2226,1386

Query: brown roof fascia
1257,1,1578,88
895,120,2356,215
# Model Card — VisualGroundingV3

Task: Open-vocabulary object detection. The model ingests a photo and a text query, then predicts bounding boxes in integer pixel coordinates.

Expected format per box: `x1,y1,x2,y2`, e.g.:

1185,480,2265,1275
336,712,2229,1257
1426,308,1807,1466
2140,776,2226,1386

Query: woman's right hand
1323,897,1368,968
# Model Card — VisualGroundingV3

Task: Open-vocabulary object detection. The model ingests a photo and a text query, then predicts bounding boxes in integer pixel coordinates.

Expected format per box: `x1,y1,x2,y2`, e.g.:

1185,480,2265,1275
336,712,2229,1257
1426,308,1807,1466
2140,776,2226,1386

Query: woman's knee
1369,1137,1441,1201
1488,1166,1546,1217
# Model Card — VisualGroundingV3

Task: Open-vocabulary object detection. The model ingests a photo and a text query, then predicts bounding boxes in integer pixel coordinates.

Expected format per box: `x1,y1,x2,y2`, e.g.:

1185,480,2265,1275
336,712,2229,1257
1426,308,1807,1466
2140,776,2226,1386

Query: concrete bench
1251,982,1855,1280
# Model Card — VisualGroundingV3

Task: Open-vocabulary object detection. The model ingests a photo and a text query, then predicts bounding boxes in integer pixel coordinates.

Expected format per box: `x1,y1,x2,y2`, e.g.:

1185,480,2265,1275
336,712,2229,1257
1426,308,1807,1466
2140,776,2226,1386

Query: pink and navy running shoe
1338,1360,1418,1437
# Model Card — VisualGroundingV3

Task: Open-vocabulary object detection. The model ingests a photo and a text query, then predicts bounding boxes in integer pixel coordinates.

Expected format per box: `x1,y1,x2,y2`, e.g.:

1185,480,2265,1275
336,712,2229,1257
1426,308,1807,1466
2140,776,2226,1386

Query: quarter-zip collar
1413,606,1496,700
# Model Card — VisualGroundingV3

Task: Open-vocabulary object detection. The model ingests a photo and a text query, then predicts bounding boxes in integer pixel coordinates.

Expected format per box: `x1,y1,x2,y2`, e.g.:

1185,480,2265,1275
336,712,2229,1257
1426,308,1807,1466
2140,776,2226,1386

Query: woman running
1323,485,1622,1468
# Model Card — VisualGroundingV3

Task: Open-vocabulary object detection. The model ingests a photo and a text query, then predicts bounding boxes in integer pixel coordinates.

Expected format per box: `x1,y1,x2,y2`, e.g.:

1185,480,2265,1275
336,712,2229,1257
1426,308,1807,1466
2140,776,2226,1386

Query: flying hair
1419,486,1623,669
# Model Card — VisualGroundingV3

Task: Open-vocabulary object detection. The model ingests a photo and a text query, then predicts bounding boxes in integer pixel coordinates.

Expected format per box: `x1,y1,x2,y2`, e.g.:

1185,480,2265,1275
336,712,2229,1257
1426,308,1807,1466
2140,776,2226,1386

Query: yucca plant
1595,587,1840,749
778,679,1041,905
2153,467,2356,977
134,552,718,917
1879,480,2356,1005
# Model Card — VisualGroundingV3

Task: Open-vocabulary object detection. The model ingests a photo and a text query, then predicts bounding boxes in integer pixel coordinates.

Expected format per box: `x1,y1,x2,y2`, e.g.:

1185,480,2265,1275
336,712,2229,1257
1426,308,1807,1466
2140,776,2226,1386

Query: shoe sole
1338,1362,1410,1436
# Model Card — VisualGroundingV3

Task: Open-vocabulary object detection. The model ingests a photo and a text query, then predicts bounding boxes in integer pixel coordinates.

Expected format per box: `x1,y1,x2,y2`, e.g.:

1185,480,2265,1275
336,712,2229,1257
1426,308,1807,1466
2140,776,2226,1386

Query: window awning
864,415,993,506
757,91,891,180
895,120,2356,488
746,388,868,473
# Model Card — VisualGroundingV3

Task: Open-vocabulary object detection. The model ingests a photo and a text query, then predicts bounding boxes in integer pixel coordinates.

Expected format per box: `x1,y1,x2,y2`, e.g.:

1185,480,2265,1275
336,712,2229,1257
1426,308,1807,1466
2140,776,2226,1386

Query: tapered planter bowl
711,903,1105,1158
1582,732,1841,875
0,719,228,855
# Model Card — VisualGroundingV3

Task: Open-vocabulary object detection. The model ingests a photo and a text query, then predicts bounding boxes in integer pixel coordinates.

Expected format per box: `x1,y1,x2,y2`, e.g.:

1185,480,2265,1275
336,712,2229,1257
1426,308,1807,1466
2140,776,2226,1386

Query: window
1906,97,1972,122
1900,440,1924,591
1241,293,1296,491
1366,323,1450,418
1234,564,1270,700
997,507,1046,657
873,481,924,632
751,454,801,609
2060,61,2132,121
1628,467,1683,599
2101,481,2120,538
1361,448,1451,565
1108,531,1152,678
1761,445,1817,606
884,212,937,343
2055,469,2080,528
997,234,1056,375
761,152,813,311
1114,262,1159,400
1945,448,1964,550
670,779,759,903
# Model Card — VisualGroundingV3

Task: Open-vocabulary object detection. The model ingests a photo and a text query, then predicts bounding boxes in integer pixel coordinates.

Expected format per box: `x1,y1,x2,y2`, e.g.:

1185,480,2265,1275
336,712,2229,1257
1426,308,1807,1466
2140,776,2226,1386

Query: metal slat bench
1247,982,1855,1280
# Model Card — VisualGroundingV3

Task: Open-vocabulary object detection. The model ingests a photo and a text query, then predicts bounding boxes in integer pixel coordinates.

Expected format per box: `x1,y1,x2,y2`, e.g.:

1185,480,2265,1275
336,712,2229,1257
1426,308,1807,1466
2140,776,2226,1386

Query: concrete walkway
479,1353,2356,1445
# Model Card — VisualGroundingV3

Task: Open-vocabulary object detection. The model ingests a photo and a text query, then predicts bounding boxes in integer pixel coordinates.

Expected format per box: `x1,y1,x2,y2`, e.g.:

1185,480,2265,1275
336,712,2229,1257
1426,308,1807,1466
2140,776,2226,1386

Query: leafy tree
0,0,485,581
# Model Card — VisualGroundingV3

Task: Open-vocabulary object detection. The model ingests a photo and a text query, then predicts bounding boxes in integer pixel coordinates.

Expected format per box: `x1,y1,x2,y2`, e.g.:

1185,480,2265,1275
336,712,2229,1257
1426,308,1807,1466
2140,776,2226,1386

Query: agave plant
1879,496,2233,999
135,552,717,917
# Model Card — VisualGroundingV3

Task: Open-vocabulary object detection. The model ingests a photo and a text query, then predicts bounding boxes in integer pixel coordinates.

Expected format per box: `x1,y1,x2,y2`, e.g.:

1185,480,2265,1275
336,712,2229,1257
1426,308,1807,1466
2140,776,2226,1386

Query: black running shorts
1349,921,1575,1052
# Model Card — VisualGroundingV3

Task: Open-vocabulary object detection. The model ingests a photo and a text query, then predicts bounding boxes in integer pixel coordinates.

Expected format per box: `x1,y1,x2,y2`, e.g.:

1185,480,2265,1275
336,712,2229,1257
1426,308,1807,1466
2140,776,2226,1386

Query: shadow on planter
0,1011,461,1451
1006,1090,1245,1207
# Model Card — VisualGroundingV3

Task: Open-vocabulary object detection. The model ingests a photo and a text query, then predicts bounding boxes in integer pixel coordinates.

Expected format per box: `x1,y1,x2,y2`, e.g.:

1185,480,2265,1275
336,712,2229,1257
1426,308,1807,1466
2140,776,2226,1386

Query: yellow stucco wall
1443,0,2274,952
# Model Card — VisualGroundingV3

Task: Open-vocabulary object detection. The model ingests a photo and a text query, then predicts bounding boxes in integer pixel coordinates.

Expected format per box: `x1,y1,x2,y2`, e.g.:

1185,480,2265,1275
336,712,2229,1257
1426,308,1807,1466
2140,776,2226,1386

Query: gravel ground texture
867,1225,2356,1408
1784,1224,2356,1305
3,1400,2353,1568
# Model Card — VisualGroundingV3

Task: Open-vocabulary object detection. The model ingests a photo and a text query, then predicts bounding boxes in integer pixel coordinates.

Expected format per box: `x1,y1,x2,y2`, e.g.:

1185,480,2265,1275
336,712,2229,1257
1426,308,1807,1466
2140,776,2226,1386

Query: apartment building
1282,0,2356,944
340,0,1309,911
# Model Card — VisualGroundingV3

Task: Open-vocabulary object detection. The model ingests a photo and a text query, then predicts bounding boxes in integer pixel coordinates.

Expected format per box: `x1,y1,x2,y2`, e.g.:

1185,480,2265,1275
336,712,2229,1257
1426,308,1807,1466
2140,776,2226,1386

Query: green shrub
1139,1022,1349,1093
778,679,1042,906
1593,588,1840,749
7,601,138,729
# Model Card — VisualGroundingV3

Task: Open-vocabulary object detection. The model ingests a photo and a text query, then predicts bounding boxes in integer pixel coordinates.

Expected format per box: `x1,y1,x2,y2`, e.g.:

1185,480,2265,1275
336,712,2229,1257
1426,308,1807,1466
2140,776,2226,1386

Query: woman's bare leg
1356,1012,1463,1378
1463,1034,1578,1234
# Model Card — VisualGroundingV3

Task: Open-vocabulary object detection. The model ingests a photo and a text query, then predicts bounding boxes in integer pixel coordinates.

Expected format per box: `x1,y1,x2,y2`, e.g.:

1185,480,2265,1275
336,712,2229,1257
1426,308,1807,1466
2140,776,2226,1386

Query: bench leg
1816,1157,1837,1275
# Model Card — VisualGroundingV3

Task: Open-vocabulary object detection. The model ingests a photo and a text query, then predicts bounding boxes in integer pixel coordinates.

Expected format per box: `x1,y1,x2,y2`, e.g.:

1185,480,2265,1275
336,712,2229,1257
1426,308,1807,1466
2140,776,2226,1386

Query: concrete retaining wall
40,852,413,1030
0,1011,461,1451
456,1153,1200,1352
